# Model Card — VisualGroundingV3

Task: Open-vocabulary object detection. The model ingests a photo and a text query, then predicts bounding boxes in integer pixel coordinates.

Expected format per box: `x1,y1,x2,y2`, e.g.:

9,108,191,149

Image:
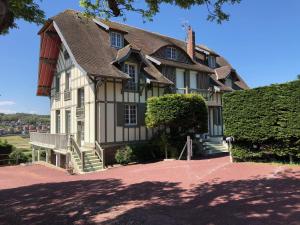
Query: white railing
95,140,105,169
30,132,68,150
175,87,212,101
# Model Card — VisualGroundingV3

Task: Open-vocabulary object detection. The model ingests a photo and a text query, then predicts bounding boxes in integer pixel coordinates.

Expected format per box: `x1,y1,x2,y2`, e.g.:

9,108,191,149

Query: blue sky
0,0,299,115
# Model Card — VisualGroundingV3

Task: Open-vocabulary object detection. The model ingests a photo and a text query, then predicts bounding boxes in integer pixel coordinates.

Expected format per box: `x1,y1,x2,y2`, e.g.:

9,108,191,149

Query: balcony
54,92,60,101
64,90,71,101
175,87,220,106
76,106,85,118
30,132,68,150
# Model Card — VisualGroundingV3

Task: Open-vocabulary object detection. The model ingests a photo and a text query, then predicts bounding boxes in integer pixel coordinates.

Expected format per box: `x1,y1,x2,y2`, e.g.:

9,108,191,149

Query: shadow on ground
0,169,299,225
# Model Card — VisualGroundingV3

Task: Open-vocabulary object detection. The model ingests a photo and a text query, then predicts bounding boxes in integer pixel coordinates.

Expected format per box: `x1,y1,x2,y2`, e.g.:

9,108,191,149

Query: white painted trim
53,21,87,76
195,46,209,55
93,18,109,30
146,55,161,65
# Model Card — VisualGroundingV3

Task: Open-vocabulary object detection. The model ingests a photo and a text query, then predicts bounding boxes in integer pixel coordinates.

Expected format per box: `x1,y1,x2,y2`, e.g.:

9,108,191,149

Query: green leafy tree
0,0,45,34
1,0,241,34
146,93,207,158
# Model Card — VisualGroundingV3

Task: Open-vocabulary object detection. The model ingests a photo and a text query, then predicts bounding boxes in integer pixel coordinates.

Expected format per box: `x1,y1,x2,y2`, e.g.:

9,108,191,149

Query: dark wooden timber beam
45,30,59,38
40,57,56,65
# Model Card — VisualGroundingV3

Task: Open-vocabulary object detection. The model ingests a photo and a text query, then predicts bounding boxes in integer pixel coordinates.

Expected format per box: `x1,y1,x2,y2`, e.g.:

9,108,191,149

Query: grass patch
0,136,30,150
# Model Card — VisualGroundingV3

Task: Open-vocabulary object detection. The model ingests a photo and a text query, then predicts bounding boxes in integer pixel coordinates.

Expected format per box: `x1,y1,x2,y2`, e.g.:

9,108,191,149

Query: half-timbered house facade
30,10,248,173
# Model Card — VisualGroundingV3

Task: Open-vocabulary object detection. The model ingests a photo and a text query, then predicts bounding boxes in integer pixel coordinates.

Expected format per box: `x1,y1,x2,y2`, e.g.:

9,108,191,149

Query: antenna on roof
181,19,190,41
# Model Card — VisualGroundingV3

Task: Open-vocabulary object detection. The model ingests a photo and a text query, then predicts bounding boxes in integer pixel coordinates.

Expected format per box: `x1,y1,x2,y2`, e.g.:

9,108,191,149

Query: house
30,10,248,173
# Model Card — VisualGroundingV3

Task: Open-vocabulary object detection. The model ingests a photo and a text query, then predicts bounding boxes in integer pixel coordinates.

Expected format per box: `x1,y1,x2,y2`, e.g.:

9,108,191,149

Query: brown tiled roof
152,57,213,73
48,10,248,89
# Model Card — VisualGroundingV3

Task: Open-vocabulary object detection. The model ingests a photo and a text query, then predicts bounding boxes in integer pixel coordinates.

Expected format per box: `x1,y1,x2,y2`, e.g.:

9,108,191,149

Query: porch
29,132,105,173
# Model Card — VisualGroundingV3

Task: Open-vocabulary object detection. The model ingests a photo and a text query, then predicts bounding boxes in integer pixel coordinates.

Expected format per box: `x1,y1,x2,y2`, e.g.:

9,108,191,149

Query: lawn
0,135,31,153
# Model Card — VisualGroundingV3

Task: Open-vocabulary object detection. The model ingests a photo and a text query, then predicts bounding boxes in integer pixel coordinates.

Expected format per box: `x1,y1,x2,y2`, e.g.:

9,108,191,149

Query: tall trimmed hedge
223,80,300,162
146,93,208,134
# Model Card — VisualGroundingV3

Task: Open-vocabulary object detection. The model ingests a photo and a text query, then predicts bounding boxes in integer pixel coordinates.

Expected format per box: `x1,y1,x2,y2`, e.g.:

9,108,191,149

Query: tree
0,0,45,34
146,94,207,158
0,0,241,34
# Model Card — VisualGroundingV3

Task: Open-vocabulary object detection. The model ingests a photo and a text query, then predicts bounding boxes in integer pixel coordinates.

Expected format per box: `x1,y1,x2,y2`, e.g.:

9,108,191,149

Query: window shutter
138,103,146,126
116,102,124,126
196,73,201,89
184,70,190,88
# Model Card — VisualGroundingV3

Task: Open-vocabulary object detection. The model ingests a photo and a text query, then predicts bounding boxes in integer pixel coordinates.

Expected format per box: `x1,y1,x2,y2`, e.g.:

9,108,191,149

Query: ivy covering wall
223,80,300,162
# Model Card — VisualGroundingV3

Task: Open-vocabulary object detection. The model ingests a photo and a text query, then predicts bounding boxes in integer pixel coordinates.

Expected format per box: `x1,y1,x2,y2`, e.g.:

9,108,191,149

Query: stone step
78,163,102,170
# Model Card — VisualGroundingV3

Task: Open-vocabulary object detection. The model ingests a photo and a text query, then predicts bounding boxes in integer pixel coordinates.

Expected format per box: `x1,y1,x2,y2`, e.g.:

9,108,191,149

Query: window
55,75,60,93
65,70,71,91
63,50,70,60
56,110,61,134
213,107,221,126
124,104,137,125
65,110,71,134
176,68,185,94
207,55,216,68
225,77,233,88
77,88,84,108
110,31,123,48
124,63,137,83
166,47,177,60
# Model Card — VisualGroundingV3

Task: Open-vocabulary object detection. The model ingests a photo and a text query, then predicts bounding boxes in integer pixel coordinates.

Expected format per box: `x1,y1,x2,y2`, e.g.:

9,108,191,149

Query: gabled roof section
37,9,249,94
37,23,61,96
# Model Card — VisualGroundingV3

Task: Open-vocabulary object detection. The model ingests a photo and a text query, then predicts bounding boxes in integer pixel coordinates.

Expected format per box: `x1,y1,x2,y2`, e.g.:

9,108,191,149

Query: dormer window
166,47,177,60
124,62,137,83
110,31,123,48
208,55,216,68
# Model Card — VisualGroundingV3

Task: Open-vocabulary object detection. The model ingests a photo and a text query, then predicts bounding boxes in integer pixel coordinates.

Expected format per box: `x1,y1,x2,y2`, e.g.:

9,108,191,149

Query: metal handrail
95,140,105,169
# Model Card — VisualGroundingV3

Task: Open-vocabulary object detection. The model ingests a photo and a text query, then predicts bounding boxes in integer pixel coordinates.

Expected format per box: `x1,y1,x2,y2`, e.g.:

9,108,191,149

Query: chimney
187,26,195,60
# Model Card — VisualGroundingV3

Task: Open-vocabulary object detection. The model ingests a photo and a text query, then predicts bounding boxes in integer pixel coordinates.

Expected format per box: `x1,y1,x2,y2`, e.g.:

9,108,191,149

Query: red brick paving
0,156,299,225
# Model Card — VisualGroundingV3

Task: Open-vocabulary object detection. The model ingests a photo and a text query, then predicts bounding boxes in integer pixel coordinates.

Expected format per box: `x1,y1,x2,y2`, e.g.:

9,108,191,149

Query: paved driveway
0,156,299,225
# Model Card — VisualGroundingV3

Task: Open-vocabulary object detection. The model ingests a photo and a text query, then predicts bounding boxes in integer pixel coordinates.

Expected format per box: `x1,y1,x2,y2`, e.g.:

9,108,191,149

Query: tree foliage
0,0,45,34
223,79,300,162
146,93,208,134
0,113,50,124
80,0,241,23
0,0,241,34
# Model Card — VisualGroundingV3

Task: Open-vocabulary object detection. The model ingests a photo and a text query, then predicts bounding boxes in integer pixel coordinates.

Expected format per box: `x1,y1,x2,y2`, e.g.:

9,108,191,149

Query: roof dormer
110,31,124,49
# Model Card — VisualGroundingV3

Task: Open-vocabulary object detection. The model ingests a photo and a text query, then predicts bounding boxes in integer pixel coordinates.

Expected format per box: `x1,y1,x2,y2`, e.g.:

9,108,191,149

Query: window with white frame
207,55,216,68
124,63,137,83
55,75,60,93
110,31,123,48
65,70,71,91
124,104,137,125
166,47,177,60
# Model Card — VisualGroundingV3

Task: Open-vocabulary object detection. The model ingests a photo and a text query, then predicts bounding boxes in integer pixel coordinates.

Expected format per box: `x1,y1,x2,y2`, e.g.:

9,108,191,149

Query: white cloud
0,101,15,106
0,109,16,114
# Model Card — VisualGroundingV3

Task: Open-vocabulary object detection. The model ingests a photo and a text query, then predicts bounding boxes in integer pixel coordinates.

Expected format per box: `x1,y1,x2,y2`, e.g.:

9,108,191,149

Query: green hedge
146,93,208,134
223,80,300,162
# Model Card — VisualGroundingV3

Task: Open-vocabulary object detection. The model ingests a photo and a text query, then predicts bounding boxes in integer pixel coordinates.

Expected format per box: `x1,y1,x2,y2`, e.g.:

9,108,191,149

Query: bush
146,93,208,134
223,79,300,162
115,145,134,165
9,148,29,164
130,142,163,162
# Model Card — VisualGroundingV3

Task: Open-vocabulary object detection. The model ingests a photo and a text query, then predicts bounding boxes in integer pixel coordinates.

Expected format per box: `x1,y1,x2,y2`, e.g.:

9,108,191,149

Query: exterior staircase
71,150,103,173
203,139,229,156
69,137,105,173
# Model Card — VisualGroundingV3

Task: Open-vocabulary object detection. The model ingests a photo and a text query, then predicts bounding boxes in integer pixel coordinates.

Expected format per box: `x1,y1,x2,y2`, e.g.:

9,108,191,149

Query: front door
77,121,84,147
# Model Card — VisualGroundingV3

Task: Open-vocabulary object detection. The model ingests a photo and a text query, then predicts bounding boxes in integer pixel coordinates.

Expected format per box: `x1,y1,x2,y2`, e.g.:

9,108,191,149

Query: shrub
130,142,163,162
146,93,208,135
9,148,29,164
115,145,134,165
146,93,208,158
223,79,300,162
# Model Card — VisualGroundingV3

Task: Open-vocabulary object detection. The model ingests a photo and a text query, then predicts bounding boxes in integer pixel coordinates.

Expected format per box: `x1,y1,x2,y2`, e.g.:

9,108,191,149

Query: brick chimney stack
187,26,195,60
